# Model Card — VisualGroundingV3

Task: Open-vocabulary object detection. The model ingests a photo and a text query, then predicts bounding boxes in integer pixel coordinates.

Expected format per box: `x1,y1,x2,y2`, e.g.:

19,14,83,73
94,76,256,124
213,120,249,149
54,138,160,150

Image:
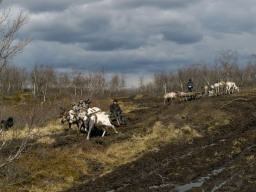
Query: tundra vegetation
2,1,256,192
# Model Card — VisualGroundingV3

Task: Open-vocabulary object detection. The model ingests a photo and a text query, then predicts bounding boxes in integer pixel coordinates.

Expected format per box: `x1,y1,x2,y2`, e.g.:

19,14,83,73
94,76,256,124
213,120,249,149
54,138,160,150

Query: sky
2,0,256,86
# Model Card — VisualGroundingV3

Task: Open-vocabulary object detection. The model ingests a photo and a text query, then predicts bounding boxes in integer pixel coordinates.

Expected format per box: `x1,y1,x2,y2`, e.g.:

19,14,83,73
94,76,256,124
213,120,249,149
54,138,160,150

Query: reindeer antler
59,107,67,117
85,99,92,104
60,106,66,111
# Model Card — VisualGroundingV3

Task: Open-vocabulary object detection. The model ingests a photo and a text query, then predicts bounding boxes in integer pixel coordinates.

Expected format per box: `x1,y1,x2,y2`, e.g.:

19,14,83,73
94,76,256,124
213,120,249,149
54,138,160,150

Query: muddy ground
63,90,256,192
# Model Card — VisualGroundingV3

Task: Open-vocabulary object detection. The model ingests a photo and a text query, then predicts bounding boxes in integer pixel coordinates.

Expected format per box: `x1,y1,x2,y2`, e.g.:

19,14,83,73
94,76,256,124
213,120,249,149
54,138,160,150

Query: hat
113,99,118,102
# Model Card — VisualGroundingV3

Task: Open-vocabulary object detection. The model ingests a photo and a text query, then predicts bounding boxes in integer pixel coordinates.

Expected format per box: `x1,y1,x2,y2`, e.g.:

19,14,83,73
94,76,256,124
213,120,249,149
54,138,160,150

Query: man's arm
117,105,122,113
110,104,115,113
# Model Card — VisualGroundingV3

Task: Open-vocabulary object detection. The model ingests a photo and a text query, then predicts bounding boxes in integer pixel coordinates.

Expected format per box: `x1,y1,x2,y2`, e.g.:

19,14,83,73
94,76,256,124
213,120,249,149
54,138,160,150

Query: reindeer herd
59,81,240,139
207,81,239,95
60,99,118,140
164,81,240,105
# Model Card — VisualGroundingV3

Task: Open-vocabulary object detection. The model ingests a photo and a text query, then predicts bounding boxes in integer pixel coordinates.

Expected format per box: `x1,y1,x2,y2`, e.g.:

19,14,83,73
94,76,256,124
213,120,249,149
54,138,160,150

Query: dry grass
0,93,205,191
2,118,202,192
134,94,143,100
3,119,64,144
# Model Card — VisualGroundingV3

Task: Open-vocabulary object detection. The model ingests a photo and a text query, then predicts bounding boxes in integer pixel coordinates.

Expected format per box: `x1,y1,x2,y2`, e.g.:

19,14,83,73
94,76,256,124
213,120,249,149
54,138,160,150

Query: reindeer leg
68,123,71,135
83,122,88,132
112,125,118,134
87,120,94,140
102,128,106,137
76,122,80,133
80,121,87,132
87,126,92,140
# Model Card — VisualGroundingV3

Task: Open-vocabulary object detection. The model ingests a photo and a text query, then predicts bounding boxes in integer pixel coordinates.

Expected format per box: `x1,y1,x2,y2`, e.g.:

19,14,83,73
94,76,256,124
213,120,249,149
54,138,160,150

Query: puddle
175,167,224,192
179,152,193,159
149,183,171,189
201,139,227,149
202,143,217,149
211,180,227,192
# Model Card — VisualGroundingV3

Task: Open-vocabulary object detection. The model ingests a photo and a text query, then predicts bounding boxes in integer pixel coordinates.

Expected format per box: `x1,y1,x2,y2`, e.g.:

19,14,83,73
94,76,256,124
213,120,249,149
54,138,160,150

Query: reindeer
226,82,239,94
82,109,118,140
211,83,220,95
163,83,178,105
78,106,101,132
60,107,80,134
219,81,226,94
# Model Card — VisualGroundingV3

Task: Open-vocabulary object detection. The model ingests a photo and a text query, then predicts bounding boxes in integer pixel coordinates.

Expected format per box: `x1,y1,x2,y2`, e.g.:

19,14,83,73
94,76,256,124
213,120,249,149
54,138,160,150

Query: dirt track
62,90,256,192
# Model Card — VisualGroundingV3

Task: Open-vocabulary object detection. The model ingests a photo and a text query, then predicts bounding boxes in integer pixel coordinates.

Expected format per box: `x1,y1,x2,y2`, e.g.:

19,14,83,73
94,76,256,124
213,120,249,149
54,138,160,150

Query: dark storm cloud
11,0,102,12
27,16,111,44
20,3,202,50
8,0,256,86
113,0,201,9
202,15,256,34
52,52,189,74
199,0,256,34
162,24,203,44
84,36,143,51
23,16,144,51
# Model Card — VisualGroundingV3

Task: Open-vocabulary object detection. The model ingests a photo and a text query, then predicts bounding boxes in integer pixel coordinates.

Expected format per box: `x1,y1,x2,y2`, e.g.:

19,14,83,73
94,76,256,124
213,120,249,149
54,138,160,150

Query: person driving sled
187,79,194,92
109,99,126,125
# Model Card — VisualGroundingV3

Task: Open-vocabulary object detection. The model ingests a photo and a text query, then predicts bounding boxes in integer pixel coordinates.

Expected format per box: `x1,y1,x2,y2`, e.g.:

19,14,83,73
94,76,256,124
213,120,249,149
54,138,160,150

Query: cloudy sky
3,0,256,86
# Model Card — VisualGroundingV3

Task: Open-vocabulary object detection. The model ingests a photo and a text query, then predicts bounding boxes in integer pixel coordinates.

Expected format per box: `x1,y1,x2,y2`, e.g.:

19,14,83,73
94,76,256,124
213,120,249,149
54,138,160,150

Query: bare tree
0,66,28,95
0,1,32,171
31,65,56,102
138,75,145,94
72,69,84,97
154,72,168,93
0,2,30,73
245,54,256,82
85,70,106,97
57,72,71,94
109,73,120,96
120,73,126,93
31,64,39,97
215,49,238,81
39,65,56,102
178,70,185,91
72,69,85,96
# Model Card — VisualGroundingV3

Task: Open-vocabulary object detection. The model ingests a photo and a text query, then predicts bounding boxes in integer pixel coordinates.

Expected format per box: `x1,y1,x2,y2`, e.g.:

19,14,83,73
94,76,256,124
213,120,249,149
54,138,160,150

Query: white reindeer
177,91,188,101
82,111,118,140
164,92,178,105
219,81,226,94
78,107,101,131
163,83,178,105
226,82,239,94
213,83,220,95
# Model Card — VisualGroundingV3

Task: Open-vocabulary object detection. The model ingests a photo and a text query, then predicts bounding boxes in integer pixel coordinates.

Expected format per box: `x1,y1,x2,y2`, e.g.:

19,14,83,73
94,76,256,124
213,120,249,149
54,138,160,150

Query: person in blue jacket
187,79,194,92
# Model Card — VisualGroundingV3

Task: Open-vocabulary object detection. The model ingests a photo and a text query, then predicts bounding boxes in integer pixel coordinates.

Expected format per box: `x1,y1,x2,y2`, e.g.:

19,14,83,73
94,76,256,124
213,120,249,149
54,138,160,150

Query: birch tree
0,1,30,73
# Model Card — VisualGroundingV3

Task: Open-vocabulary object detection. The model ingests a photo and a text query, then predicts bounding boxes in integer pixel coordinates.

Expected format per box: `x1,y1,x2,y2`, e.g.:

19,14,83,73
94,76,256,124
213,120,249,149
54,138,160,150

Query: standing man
187,79,194,92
